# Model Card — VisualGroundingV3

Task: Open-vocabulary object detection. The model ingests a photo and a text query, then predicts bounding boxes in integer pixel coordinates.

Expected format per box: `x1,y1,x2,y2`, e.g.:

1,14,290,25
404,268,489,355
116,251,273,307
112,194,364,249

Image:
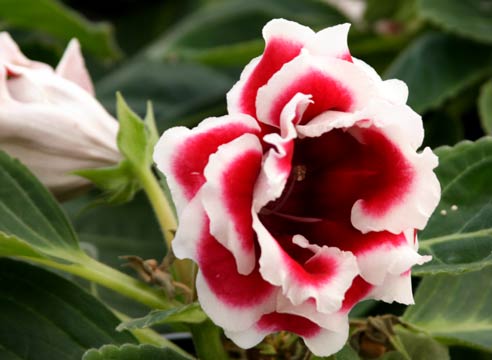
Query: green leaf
364,0,417,23
83,344,191,360
418,0,492,45
0,258,136,359
380,327,450,360
479,79,492,135
96,61,233,131
0,0,120,59
64,192,166,316
144,0,347,63
415,137,492,275
0,150,84,262
403,266,492,352
117,303,207,331
75,160,141,205
384,33,492,113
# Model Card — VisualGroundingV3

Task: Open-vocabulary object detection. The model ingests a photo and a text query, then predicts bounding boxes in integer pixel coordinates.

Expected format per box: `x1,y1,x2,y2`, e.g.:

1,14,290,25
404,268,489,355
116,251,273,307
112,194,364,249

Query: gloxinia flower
154,19,440,356
0,33,120,198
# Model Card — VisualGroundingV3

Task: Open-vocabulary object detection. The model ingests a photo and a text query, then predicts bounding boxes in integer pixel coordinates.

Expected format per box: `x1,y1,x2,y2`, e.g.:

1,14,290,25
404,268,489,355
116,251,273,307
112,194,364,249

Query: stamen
294,164,307,181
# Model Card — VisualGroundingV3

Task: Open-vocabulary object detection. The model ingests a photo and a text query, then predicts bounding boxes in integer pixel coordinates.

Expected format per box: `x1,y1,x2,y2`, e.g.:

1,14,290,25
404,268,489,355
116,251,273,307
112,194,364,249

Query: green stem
137,167,193,287
137,167,177,247
26,255,177,310
389,334,411,360
190,320,229,360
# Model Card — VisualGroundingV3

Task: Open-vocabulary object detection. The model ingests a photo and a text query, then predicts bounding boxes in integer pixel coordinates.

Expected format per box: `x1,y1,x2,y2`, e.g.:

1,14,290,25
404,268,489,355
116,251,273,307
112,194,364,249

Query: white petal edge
202,134,263,275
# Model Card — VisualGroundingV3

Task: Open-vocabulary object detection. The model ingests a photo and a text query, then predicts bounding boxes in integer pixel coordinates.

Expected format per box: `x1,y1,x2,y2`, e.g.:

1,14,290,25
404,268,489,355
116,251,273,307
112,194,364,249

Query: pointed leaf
403,266,492,352
0,258,136,360
83,344,190,360
117,303,207,331
415,137,492,275
116,93,150,168
0,150,84,262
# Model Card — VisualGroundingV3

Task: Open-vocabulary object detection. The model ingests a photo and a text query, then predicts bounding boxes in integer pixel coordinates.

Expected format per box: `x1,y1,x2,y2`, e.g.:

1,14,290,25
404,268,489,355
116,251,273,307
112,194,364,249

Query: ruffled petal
294,220,429,289
253,215,358,314
226,311,348,357
255,51,377,128
352,58,408,106
153,114,260,214
370,271,415,305
172,194,277,332
202,134,263,275
227,19,314,117
56,39,95,95
253,93,311,210
295,100,439,234
305,23,352,61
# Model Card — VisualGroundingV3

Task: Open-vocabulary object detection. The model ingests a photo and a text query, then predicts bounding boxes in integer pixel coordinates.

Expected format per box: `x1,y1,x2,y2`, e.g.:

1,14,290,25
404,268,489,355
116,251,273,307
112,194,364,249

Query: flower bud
0,32,121,198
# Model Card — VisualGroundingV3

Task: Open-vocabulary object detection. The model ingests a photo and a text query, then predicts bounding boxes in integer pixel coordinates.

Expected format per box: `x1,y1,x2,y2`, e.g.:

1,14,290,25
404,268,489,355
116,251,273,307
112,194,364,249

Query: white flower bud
0,33,121,198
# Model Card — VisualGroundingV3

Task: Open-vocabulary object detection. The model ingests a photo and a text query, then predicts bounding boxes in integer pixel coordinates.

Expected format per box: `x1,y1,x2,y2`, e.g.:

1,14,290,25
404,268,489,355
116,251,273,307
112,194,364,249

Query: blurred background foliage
2,0,492,358
4,0,490,147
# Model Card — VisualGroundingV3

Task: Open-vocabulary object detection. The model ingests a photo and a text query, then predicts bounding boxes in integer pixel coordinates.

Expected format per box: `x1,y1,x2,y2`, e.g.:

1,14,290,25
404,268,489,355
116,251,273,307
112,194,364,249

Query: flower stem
26,255,177,310
137,167,177,246
190,320,229,360
136,167,193,288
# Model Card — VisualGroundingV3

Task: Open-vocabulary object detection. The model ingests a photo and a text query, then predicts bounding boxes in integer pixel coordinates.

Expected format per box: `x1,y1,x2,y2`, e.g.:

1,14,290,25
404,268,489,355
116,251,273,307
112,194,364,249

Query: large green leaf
384,33,492,114
415,137,492,275
0,151,84,262
0,258,136,360
83,344,190,360
418,0,492,45
144,0,347,63
403,266,492,352
380,327,450,360
96,60,233,131
479,79,492,135
0,0,120,59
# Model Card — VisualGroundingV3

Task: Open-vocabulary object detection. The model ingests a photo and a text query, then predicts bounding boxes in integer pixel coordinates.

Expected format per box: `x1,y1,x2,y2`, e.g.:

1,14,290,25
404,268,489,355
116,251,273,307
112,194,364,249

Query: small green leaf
117,303,207,331
418,0,492,45
384,33,492,114
415,137,492,275
0,258,136,360
403,266,492,352
83,344,191,360
0,150,84,262
479,79,492,135
0,0,120,59
75,160,140,205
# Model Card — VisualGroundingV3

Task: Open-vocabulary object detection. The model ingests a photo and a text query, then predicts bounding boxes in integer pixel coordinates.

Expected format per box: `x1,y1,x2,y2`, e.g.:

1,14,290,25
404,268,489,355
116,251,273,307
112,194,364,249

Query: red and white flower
0,33,120,198
154,19,440,356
